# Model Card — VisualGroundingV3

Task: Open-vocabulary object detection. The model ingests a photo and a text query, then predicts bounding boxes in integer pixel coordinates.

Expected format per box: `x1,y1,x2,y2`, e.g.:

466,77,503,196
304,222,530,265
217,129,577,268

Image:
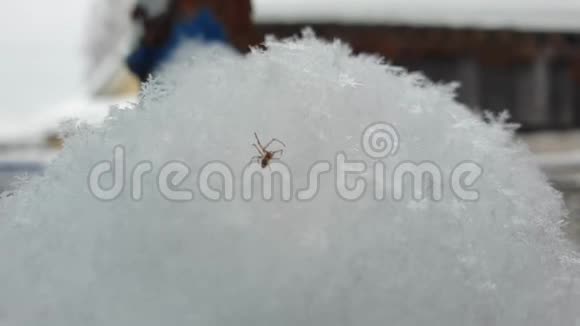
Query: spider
251,133,286,168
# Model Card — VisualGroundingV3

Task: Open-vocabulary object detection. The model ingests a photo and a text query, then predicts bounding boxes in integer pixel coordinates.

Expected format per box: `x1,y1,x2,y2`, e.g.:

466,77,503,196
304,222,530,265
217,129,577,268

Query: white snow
253,0,580,32
0,95,133,193
0,32,579,325
0,95,133,141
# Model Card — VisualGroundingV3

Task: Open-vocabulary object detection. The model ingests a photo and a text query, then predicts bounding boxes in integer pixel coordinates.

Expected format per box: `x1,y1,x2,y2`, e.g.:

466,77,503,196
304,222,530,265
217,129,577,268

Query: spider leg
253,144,263,155
264,138,286,150
254,132,264,150
271,149,284,158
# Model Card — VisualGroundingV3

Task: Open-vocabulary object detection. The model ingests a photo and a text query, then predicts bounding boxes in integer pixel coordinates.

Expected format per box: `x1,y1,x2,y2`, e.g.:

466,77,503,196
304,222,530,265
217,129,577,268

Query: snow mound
1,31,579,325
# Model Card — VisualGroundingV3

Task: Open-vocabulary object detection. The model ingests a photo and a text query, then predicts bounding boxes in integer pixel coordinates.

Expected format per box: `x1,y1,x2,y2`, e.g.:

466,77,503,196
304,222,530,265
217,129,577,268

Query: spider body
251,133,285,168
260,152,274,168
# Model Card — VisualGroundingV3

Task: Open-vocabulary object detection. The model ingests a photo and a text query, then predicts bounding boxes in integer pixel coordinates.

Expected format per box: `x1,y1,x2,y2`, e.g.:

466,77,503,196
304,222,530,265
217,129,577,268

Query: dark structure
254,24,580,131
203,0,256,51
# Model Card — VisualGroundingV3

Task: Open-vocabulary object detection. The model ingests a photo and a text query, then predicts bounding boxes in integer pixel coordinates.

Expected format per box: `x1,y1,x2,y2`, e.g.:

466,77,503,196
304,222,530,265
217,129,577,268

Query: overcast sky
0,0,92,118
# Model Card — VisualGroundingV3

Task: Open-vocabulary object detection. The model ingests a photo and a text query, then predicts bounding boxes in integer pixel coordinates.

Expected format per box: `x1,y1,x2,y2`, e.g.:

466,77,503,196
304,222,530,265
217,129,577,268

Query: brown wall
209,0,257,51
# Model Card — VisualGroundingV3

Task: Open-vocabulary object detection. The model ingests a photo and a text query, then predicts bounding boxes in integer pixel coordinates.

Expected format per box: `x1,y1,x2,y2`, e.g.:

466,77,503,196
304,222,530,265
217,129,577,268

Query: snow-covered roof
253,0,580,33
0,95,133,142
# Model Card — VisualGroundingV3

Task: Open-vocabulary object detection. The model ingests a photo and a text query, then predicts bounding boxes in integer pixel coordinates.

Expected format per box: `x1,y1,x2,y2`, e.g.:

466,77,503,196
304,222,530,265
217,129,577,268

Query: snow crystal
0,31,579,326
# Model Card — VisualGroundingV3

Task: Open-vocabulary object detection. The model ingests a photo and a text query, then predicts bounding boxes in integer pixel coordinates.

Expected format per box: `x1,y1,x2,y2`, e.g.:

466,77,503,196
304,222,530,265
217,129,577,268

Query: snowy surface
522,130,580,187
253,0,580,32
0,95,133,141
0,158,48,194
0,33,579,325
0,95,132,194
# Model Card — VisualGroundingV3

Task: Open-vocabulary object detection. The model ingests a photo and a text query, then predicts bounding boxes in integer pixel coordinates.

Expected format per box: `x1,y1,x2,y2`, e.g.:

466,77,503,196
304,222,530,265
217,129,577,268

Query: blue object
127,8,229,81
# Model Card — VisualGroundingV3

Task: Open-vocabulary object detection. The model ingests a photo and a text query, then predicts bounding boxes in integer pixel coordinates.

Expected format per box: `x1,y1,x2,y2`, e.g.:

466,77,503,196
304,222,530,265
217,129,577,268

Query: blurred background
1,0,579,242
